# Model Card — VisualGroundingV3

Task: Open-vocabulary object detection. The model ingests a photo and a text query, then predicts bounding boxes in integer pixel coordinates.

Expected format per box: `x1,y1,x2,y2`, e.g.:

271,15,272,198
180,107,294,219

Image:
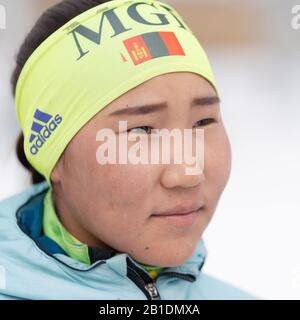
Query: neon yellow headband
15,0,217,183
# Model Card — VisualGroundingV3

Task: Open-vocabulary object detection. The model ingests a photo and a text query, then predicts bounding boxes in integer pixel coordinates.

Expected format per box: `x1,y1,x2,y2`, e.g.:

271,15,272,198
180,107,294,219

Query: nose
158,127,205,189
160,162,205,189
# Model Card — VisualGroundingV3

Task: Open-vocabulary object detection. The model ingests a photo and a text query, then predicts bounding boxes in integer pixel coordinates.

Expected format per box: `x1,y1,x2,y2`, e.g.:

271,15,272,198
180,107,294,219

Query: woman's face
51,72,231,267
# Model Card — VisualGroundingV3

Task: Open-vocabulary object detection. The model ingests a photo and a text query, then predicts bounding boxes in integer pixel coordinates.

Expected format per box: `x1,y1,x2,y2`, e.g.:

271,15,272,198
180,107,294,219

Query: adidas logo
29,108,63,155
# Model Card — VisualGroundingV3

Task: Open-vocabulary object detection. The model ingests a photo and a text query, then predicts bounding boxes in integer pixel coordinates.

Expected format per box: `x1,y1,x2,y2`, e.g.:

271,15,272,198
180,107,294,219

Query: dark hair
12,0,111,184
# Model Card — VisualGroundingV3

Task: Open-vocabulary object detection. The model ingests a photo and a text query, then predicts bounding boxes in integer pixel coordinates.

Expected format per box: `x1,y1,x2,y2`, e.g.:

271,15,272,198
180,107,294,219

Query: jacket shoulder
0,182,49,217
0,181,49,243
196,272,257,300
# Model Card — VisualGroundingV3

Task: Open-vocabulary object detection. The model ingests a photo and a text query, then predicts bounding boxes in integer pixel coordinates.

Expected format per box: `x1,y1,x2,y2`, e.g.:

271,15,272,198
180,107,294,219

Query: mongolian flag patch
123,31,185,65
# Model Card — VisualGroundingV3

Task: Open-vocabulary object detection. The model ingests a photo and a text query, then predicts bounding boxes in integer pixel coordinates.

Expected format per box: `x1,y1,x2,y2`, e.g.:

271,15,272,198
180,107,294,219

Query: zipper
126,257,161,300
126,258,198,300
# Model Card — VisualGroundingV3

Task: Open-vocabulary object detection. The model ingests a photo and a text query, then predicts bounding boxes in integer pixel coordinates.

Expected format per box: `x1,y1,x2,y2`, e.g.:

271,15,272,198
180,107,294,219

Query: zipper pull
145,282,160,300
126,257,162,300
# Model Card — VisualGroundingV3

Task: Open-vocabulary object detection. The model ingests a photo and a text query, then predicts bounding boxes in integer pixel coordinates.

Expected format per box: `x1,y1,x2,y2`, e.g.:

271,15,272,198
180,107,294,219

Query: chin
161,252,194,268
137,248,195,268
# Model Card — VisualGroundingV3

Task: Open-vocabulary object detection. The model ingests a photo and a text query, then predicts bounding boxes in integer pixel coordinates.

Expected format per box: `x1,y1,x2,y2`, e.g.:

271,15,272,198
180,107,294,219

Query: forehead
100,72,216,116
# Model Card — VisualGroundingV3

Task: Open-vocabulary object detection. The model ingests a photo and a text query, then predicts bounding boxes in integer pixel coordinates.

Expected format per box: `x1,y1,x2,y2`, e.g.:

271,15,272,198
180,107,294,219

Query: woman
0,0,254,300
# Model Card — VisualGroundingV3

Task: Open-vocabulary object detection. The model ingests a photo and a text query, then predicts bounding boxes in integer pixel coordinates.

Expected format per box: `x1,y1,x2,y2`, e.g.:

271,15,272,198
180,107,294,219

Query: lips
151,204,204,228
151,204,204,217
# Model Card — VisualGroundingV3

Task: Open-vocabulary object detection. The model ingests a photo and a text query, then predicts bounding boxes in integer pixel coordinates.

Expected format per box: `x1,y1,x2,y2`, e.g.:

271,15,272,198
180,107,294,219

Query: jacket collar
16,182,207,279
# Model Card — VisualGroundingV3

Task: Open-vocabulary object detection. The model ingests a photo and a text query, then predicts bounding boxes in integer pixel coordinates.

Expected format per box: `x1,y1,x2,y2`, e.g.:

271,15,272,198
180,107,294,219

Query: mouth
151,205,204,228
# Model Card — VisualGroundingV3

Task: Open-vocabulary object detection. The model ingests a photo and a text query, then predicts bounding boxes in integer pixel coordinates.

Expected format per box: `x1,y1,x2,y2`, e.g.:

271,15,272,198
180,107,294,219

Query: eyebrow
109,95,221,117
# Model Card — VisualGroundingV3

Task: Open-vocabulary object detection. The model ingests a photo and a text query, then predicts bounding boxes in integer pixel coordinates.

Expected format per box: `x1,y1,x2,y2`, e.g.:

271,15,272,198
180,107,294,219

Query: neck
51,186,111,250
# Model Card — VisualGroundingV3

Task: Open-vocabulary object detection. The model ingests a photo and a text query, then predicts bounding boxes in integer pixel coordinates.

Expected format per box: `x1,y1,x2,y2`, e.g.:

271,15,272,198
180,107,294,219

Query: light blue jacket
0,181,255,300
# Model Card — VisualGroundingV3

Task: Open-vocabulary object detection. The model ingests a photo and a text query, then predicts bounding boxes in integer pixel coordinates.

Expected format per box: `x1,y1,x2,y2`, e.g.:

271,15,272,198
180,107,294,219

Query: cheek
84,150,157,219
64,132,157,214
204,127,232,197
84,163,156,245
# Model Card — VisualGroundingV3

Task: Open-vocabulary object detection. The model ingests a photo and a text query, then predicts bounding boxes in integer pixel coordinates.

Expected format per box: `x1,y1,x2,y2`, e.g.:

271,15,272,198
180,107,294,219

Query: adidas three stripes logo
29,108,63,155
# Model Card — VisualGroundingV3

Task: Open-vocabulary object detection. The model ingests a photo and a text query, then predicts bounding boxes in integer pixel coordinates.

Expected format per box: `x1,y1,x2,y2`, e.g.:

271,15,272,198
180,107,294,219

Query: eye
127,126,154,134
194,118,216,127
126,119,216,134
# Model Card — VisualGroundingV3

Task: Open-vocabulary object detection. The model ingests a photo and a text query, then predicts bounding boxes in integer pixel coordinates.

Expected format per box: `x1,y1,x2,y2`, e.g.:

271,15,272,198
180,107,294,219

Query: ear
50,156,64,184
